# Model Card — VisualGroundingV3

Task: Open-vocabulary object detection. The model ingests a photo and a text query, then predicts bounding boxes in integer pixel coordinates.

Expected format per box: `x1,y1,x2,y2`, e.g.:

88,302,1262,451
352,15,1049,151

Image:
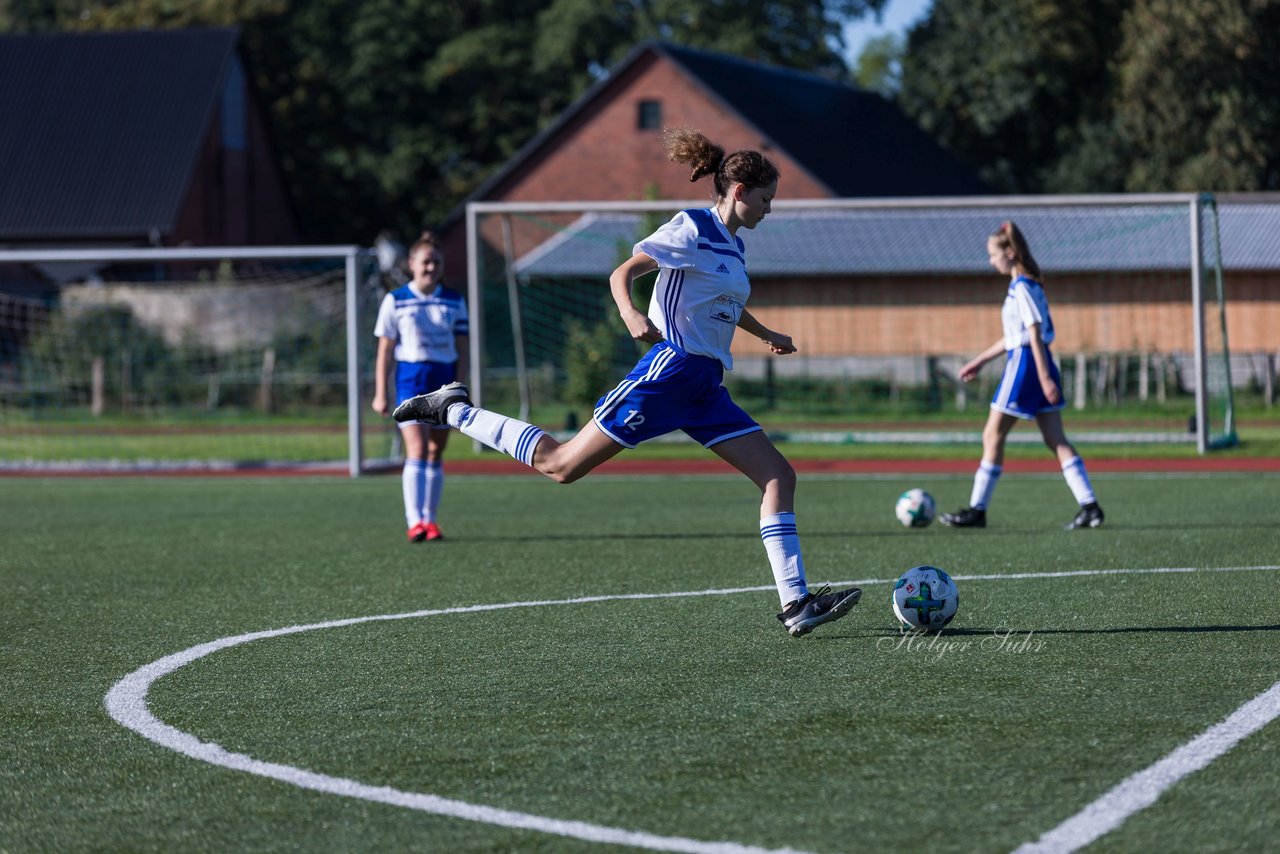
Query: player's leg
420,426,449,539
400,423,430,542
395,382,626,484
711,431,861,637
1038,410,1104,529
942,408,1018,527
528,421,627,483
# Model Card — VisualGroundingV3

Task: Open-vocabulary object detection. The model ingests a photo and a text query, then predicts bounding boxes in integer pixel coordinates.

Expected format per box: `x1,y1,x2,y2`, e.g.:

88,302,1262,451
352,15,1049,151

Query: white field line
1012,679,1280,853
105,565,1280,853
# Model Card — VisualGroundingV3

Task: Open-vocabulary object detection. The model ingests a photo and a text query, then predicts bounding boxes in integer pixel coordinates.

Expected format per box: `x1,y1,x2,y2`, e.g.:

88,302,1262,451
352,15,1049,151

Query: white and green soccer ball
894,488,936,528
891,565,959,632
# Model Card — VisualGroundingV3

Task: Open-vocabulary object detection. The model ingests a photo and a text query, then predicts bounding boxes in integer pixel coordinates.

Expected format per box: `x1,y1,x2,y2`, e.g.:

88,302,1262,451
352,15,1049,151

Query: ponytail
662,127,779,200
991,220,1040,279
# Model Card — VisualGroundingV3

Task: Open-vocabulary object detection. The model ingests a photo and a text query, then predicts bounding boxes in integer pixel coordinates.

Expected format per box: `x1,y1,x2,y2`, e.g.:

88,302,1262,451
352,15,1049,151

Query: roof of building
0,28,240,242
656,42,988,197
512,202,1280,277
445,41,988,229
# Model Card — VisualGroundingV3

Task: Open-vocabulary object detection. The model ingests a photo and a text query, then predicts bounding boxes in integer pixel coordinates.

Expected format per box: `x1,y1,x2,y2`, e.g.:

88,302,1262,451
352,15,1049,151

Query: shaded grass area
2,474,1278,852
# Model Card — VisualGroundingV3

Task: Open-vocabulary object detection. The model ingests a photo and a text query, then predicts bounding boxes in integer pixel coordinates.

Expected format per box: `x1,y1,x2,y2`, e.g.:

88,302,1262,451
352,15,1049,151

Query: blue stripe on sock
515,425,543,465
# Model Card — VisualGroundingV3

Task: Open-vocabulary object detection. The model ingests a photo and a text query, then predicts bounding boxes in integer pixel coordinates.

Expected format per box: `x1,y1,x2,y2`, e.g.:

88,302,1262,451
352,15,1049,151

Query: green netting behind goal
0,247,387,473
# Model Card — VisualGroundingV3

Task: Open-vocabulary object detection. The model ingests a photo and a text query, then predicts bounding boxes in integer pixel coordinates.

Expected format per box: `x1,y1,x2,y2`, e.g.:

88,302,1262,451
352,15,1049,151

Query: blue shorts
991,345,1065,419
592,342,761,449
396,361,456,429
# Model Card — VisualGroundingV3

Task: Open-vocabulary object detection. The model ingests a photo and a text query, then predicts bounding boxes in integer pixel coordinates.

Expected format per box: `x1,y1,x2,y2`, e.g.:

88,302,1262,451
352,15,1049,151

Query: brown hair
991,220,1041,279
661,127,779,200
409,230,442,258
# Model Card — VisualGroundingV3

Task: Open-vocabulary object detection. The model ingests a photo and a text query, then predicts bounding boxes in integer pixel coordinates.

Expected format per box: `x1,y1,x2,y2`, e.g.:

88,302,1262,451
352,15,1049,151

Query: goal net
0,246,399,474
466,194,1247,451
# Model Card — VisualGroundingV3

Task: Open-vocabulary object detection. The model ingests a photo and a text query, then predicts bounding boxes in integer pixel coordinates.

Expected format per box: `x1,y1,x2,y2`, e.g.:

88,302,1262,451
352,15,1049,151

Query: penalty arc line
104,564,1280,853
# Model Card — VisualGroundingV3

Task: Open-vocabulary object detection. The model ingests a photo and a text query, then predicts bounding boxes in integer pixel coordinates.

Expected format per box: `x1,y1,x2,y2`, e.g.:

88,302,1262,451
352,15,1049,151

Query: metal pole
345,250,363,477
1189,196,1208,454
501,216,532,422
465,203,485,453
1205,194,1235,444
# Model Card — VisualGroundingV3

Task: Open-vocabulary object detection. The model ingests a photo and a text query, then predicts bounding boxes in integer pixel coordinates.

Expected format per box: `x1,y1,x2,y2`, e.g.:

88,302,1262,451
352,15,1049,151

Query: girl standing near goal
394,128,861,637
372,231,469,542
940,220,1104,530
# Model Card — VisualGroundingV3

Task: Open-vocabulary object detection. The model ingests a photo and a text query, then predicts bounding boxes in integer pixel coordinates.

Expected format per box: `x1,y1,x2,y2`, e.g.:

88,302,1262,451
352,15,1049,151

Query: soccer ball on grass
894,488,936,528
891,565,959,632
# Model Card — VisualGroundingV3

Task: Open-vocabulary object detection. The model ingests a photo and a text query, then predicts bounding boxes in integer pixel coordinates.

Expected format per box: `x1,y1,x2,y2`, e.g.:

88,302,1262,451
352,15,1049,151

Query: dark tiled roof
659,43,989,197
512,203,1280,277
0,28,238,241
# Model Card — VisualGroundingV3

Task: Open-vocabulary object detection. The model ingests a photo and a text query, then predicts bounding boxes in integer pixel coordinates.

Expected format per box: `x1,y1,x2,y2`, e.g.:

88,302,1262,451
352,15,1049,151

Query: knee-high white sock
1061,455,1097,505
761,512,808,607
448,403,545,467
402,458,426,526
424,460,443,522
969,460,1002,510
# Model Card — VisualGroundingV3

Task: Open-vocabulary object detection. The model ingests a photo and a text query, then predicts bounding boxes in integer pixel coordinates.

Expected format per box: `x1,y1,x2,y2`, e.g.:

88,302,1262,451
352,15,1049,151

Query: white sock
969,460,1002,510
448,404,545,466
402,458,426,527
424,460,443,522
760,512,808,607
1061,455,1097,505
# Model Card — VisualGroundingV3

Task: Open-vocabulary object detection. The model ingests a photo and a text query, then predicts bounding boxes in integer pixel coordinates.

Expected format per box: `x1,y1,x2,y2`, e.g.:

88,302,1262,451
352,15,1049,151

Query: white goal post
0,245,375,476
466,193,1239,453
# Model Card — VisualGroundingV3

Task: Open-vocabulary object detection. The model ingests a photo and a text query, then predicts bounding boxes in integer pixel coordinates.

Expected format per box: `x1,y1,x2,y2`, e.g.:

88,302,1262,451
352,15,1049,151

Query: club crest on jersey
715,262,730,274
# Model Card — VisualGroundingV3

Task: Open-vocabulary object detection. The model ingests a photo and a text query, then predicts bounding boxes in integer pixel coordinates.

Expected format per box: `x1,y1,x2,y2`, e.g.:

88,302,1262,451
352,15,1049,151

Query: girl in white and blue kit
372,232,469,543
393,128,861,637
941,221,1104,530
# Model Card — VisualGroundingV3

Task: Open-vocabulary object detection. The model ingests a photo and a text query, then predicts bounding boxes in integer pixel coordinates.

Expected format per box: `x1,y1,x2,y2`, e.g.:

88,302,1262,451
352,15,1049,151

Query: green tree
66,0,285,27
897,0,1130,193
852,31,902,97
1109,0,1280,192
897,0,1279,194
0,0,81,31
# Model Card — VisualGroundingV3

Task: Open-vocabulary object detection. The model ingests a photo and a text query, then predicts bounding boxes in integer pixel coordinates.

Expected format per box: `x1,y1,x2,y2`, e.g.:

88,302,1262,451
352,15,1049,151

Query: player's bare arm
737,308,796,354
1027,324,1061,404
960,339,1006,382
372,336,395,415
610,252,663,343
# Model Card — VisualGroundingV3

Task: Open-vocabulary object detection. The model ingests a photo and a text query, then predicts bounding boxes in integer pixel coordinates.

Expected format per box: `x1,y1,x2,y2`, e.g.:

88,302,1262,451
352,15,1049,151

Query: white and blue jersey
992,275,1064,419
1001,276,1055,350
635,208,750,371
593,208,762,448
374,283,468,417
374,283,468,364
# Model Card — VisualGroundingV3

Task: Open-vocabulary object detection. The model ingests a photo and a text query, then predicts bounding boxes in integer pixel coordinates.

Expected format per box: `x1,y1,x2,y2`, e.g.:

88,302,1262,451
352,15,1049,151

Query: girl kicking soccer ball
940,220,1104,530
394,127,860,637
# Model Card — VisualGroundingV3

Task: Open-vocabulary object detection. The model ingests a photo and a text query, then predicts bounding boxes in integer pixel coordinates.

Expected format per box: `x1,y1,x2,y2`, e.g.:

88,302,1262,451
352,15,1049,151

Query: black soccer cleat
777,585,862,637
940,506,986,528
392,382,472,426
1064,502,1105,530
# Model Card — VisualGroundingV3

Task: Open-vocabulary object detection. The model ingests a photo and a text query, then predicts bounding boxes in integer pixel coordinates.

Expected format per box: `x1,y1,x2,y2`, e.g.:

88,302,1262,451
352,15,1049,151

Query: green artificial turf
2,472,1277,852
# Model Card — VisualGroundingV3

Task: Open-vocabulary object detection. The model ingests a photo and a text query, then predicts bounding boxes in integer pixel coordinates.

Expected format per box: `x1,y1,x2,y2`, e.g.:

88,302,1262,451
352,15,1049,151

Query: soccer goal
0,245,398,475
466,193,1245,452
